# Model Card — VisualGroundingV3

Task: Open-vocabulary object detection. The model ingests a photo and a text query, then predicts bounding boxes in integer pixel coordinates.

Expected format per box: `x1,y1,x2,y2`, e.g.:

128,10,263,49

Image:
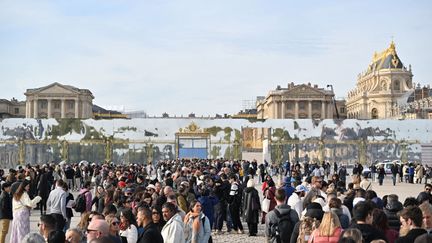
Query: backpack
74,191,88,213
271,208,293,243
296,216,320,243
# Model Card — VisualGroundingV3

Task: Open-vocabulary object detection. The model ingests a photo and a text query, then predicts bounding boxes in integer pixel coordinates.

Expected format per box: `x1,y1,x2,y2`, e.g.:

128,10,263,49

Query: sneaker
238,229,244,234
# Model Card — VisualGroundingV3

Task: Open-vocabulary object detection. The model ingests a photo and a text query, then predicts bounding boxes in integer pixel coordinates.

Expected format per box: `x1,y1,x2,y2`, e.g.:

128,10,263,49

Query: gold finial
389,36,395,50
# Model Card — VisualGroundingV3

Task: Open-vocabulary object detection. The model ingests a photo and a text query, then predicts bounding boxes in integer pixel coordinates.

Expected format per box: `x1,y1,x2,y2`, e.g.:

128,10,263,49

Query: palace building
0,98,25,118
346,42,414,119
256,82,343,119
25,82,94,119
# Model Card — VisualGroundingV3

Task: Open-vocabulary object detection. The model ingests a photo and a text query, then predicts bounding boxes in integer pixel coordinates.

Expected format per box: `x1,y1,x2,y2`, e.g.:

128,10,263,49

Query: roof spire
389,36,395,50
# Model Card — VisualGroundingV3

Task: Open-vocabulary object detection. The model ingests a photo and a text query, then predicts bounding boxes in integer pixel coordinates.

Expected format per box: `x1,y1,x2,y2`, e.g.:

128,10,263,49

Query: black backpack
271,208,293,243
74,191,88,213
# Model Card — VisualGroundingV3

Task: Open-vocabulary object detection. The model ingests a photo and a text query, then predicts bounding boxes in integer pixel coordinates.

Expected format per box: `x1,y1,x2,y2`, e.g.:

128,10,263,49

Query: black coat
395,228,427,243
242,187,260,224
0,191,12,219
38,173,51,199
138,223,164,243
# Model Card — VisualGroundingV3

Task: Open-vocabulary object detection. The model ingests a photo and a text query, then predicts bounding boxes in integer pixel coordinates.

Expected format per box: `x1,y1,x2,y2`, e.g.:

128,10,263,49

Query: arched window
371,108,378,119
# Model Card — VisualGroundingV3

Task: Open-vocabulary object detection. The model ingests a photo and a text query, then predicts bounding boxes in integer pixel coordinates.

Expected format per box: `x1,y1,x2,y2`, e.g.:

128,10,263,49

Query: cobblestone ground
7,175,428,243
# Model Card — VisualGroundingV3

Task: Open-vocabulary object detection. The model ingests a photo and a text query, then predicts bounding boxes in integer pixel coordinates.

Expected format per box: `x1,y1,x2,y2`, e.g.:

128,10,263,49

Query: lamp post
327,84,340,119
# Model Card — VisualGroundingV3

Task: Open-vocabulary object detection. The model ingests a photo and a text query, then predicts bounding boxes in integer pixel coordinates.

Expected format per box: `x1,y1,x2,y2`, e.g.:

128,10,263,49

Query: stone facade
346,42,414,119
25,82,94,119
256,83,339,119
0,98,25,118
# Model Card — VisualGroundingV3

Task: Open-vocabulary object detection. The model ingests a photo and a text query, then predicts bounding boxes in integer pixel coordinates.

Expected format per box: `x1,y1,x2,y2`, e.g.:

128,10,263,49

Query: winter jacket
161,213,185,243
243,187,261,224
384,200,403,231
265,204,299,243
309,227,342,243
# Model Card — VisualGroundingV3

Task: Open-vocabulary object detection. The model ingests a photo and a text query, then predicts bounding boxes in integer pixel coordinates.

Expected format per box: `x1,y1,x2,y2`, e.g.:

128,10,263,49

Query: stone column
74,99,79,118
308,101,312,119
272,100,277,118
294,101,299,119
328,103,333,118
281,101,285,119
25,100,29,118
321,101,326,119
33,99,38,118
61,99,65,118
47,99,52,118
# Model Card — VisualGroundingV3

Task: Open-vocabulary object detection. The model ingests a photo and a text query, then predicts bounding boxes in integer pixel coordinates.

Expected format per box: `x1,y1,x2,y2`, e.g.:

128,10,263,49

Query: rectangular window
14,108,19,114
68,102,74,109
299,102,306,110
54,101,61,109
312,102,320,110
40,101,47,109
287,102,294,110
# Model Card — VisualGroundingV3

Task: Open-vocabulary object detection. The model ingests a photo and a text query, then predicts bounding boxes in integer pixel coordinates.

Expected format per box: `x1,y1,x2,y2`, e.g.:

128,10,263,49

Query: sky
0,1,431,117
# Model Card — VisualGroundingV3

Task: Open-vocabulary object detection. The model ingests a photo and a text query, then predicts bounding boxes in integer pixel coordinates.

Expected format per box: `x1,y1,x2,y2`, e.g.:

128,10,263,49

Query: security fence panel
0,143,19,168
24,143,61,165
68,142,105,164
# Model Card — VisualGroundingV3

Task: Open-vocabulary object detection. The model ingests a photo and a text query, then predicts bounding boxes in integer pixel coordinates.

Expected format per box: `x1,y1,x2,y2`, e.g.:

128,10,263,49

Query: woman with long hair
184,199,211,243
372,208,398,243
261,175,277,224
119,208,138,243
150,206,166,232
106,214,122,243
10,180,41,243
308,212,342,243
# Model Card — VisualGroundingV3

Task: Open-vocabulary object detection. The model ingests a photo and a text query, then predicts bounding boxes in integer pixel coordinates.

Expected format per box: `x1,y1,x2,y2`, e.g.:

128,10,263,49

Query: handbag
261,198,271,213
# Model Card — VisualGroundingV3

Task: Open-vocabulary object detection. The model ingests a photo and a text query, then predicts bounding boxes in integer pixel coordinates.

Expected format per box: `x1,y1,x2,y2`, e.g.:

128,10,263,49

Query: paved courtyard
6,176,428,243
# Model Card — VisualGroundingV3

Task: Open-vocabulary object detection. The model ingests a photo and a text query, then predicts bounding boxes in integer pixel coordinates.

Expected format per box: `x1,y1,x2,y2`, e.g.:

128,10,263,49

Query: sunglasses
112,221,119,226
86,228,98,234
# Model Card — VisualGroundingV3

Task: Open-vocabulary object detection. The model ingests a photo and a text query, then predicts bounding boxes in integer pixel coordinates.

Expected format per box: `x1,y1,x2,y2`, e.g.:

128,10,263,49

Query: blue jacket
198,195,219,228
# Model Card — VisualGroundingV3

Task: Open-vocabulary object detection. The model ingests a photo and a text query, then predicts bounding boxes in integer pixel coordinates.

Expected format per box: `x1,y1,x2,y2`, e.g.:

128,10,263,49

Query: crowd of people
0,158,430,243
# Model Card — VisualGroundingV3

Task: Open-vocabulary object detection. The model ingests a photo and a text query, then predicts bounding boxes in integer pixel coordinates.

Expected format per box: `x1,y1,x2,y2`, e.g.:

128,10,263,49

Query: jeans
0,219,10,243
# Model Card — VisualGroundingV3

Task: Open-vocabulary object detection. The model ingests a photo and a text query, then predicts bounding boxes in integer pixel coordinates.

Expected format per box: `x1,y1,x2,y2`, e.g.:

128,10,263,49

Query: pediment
283,85,326,97
31,83,80,95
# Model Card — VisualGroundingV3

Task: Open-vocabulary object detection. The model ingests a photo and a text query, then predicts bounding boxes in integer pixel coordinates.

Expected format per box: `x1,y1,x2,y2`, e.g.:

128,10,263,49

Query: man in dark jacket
383,194,403,231
265,188,299,243
137,207,163,243
0,182,12,243
214,173,232,234
349,201,387,243
396,205,427,243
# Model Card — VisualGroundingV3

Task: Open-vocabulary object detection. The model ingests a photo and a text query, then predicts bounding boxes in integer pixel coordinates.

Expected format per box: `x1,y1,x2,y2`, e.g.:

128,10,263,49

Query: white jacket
119,224,138,243
161,213,185,243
